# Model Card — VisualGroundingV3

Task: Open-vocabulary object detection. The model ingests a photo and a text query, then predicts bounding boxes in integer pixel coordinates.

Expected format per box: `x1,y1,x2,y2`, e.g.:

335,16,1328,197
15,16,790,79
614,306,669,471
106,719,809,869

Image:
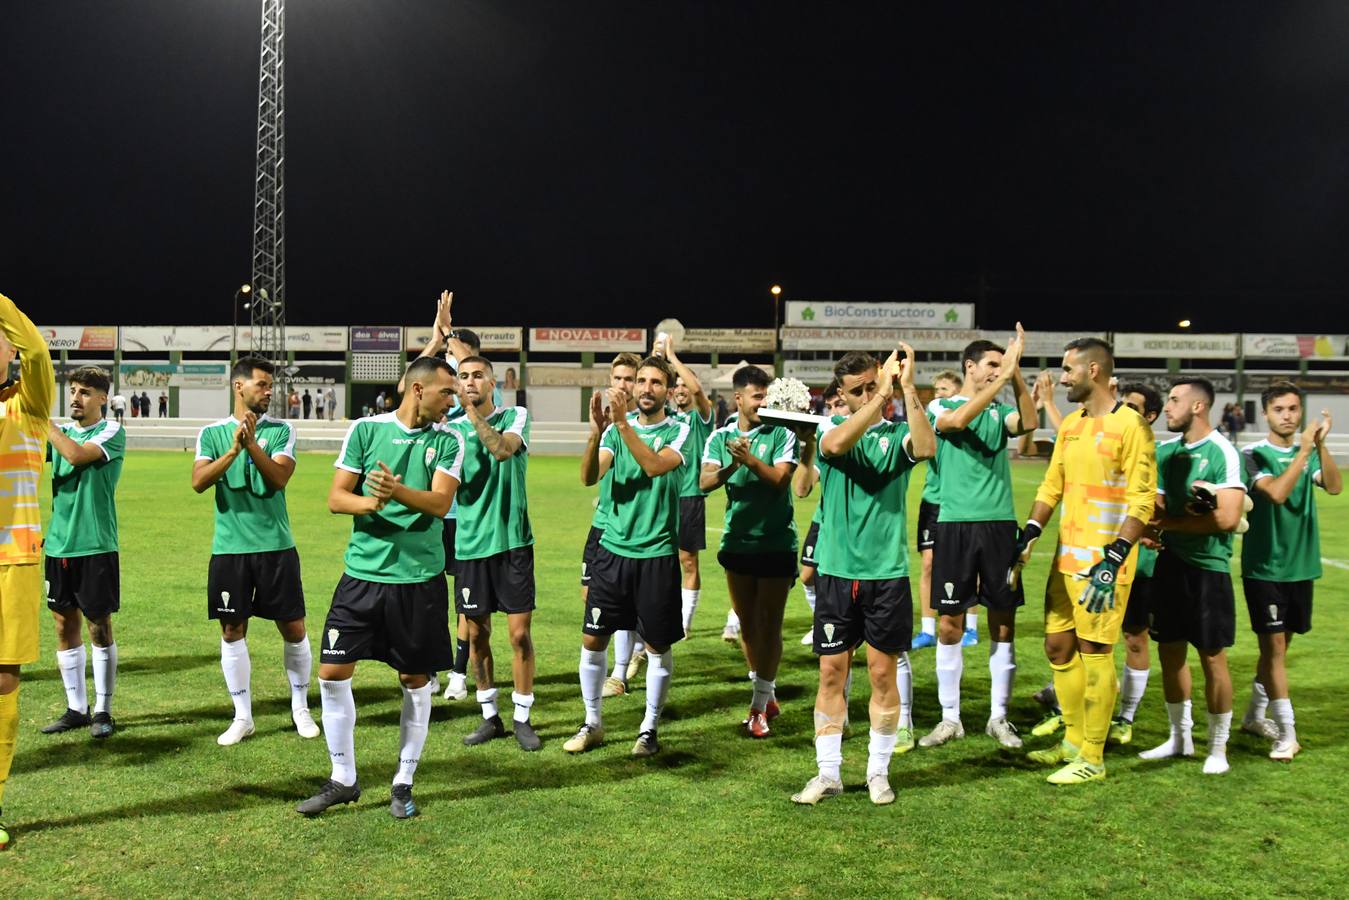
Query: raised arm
192,422,247,493
897,343,935,460
0,292,54,420
463,398,523,462
821,349,897,458
792,430,819,498
1316,411,1342,495
398,292,452,394
935,325,1023,433
663,336,712,420
243,416,297,491
1251,421,1321,505
580,391,612,486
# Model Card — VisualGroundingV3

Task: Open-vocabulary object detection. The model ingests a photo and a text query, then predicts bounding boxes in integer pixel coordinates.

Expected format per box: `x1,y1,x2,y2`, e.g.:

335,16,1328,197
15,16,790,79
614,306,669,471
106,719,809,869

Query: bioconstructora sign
785,301,974,329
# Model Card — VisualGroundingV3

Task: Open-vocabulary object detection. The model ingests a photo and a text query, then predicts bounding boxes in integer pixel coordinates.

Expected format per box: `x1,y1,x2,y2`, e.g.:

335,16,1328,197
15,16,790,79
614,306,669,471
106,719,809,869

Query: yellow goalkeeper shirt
1034,401,1156,584
0,293,53,564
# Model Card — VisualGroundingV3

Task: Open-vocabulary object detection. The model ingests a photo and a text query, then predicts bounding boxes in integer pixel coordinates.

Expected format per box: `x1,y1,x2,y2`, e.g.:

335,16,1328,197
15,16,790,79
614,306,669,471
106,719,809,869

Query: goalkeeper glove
1079,538,1131,613
1006,520,1043,589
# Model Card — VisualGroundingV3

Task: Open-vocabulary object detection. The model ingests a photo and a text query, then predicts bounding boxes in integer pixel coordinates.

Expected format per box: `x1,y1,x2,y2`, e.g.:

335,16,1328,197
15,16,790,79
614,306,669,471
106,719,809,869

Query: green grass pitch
3,450,1348,897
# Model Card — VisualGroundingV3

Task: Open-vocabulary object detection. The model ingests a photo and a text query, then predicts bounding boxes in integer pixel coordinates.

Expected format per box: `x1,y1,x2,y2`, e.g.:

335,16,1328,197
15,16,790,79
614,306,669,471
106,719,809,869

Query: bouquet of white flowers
765,377,812,413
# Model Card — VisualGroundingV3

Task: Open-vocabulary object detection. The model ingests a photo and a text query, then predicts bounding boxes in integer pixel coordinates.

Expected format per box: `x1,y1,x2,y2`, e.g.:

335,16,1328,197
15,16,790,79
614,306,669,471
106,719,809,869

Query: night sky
4,1,1349,333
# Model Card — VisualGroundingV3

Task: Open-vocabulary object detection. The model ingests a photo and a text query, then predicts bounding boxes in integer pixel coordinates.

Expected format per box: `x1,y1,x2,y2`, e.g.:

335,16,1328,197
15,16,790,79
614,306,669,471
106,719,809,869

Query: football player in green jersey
793,380,849,646
1139,377,1246,775
43,366,124,739
570,357,690,757
792,345,936,806
191,357,318,747
298,356,463,818
1239,383,1340,761
911,369,962,651
660,335,714,636
921,327,1036,752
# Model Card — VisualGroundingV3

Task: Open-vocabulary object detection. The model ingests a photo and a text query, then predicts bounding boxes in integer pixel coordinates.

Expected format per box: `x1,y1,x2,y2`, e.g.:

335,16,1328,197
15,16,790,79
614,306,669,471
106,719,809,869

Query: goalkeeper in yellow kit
0,292,54,849
1009,337,1155,783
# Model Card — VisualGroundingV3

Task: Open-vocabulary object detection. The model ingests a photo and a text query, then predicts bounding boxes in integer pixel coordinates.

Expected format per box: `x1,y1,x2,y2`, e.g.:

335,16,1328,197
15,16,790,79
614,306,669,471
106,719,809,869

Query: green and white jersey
195,415,297,555
589,409,639,532
446,405,533,560
47,419,124,557
597,415,690,559
1156,431,1245,573
336,413,465,584
702,421,798,554
1241,439,1324,582
815,416,918,579
929,396,1016,523
674,407,715,498
442,404,468,520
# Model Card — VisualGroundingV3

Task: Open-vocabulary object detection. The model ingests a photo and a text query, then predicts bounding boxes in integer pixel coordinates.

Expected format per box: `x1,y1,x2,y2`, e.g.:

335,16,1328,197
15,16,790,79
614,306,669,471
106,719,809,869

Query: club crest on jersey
653,437,664,451
426,447,437,467
258,437,268,449
757,443,766,455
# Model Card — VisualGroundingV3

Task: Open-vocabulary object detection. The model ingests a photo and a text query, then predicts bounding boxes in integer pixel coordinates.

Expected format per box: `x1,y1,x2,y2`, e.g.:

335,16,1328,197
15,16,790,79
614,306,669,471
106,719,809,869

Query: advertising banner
1112,333,1237,359
1018,331,1108,358
680,328,776,353
1116,371,1239,394
350,326,404,352
785,301,975,329
529,327,647,353
119,363,229,388
1242,333,1349,360
39,326,118,352
403,326,523,352
522,366,613,387
781,327,983,352
121,325,233,352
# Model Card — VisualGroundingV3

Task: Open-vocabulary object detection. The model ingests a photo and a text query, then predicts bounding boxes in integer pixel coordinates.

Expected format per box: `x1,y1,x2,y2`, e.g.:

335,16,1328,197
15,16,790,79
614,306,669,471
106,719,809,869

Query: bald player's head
1060,337,1115,403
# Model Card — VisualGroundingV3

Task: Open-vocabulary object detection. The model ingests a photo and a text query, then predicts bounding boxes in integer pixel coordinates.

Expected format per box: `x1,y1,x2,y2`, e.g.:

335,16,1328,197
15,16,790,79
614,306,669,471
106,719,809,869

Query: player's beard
1167,412,1191,433
1065,380,1091,403
247,397,270,415
638,394,661,414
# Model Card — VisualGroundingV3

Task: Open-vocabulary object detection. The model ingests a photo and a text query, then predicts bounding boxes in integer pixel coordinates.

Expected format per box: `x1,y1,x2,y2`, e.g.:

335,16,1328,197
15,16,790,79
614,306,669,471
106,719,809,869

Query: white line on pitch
1322,557,1349,571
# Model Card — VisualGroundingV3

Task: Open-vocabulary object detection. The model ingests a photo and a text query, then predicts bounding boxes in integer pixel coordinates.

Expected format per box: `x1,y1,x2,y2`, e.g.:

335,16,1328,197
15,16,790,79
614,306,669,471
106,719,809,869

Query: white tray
757,408,830,429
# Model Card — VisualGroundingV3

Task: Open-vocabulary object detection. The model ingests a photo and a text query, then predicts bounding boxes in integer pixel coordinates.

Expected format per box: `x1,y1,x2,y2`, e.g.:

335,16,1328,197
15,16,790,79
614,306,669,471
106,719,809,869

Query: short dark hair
636,356,675,387
962,340,1004,369
611,352,642,371
833,351,877,380
405,355,454,387
453,328,482,354
823,377,841,400
1120,382,1163,419
67,365,110,394
1261,381,1302,410
1172,376,1215,409
732,365,771,390
1064,337,1115,377
457,355,493,374
231,356,274,381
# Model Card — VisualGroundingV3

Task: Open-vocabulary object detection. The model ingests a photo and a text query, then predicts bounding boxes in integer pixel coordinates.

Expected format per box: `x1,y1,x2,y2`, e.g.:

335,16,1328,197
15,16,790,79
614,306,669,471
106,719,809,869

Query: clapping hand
366,461,401,510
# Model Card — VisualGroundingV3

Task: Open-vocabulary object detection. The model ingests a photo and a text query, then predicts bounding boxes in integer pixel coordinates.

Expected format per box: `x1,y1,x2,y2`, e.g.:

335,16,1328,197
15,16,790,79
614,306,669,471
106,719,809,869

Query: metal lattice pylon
251,0,287,416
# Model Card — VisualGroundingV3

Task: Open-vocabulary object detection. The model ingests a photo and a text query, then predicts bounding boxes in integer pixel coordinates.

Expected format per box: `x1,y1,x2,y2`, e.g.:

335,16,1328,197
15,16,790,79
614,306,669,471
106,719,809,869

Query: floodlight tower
251,0,288,415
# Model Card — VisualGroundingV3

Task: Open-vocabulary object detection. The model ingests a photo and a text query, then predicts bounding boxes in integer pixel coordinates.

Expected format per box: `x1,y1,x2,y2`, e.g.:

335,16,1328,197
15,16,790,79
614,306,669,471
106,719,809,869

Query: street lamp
232,284,252,368
770,284,783,328
1178,319,1192,329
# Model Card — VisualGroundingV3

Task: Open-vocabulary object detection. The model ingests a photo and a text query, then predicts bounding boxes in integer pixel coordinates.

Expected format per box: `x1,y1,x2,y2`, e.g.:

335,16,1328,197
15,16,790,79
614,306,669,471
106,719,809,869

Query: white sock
319,678,357,786
394,682,433,785
92,643,117,715
726,610,740,628
283,639,312,712
1245,678,1269,721
1118,666,1149,722
640,650,673,732
935,641,963,723
221,638,252,722
803,584,817,612
612,630,634,679
57,645,88,713
476,687,499,720
751,675,774,712
512,691,534,724
1207,710,1232,757
680,588,700,632
1140,699,1194,760
964,611,979,630
816,731,843,781
867,729,898,778
633,639,646,658
921,616,936,637
580,647,606,727
988,641,1015,719
895,652,913,727
1269,697,1296,743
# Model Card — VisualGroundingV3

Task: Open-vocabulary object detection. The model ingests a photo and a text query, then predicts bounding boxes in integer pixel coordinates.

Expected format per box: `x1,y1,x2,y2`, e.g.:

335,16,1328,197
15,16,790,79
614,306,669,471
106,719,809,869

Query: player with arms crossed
793,380,849,646
792,345,935,806
701,366,799,737
42,366,125,739
192,357,318,747
921,328,1037,751
0,292,54,851
1137,377,1244,775
1012,338,1155,784
1239,383,1340,760
570,356,690,756
298,357,463,817
911,369,962,651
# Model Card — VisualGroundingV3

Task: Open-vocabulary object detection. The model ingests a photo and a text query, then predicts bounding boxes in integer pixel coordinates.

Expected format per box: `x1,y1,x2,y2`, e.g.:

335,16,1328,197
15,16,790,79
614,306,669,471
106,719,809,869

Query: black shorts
1148,551,1235,650
455,547,537,616
930,521,1024,614
581,525,603,586
583,547,683,648
1243,578,1313,636
916,501,940,552
717,550,798,581
678,496,706,553
442,518,459,576
800,521,821,568
45,553,120,620
320,573,454,673
207,548,305,622
1121,573,1155,633
813,573,913,656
